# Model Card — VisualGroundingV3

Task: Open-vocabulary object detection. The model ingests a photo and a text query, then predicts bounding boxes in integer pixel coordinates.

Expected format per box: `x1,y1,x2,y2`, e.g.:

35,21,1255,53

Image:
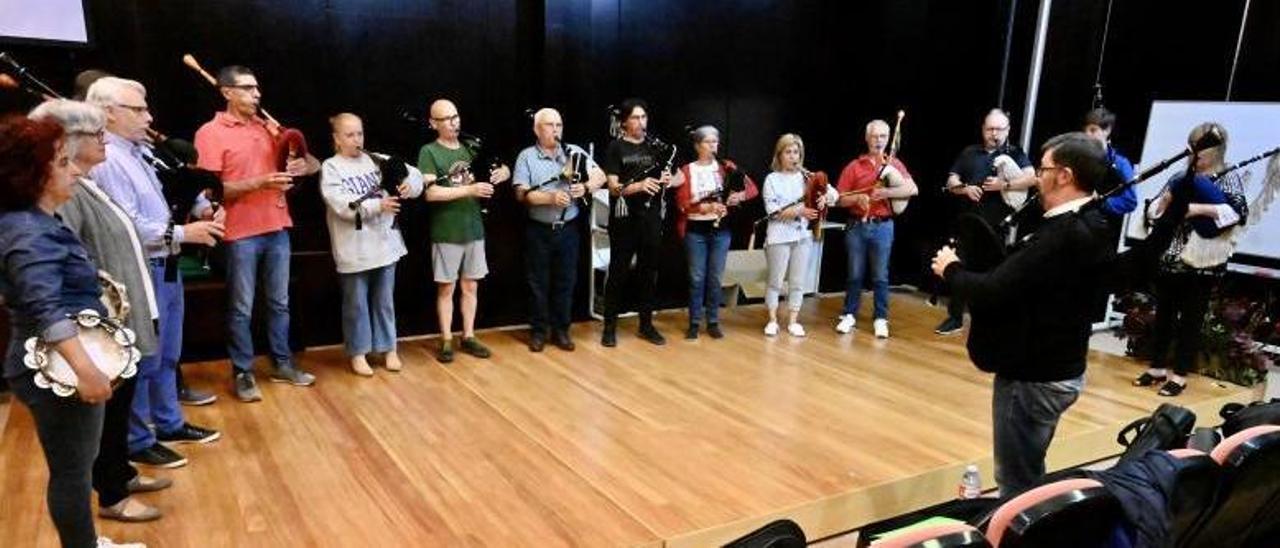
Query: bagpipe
689,157,749,229
347,150,411,230
803,167,831,241
181,54,310,172
528,139,594,220
841,110,911,216
747,167,829,250
951,127,1227,275
614,136,677,218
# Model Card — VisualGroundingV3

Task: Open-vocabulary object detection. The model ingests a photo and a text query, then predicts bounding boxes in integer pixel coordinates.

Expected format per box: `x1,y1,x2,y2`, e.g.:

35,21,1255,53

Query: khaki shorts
432,241,488,282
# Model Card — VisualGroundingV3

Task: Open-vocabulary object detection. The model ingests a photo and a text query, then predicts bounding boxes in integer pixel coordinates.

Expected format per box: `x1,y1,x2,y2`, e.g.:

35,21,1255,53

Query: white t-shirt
688,161,722,221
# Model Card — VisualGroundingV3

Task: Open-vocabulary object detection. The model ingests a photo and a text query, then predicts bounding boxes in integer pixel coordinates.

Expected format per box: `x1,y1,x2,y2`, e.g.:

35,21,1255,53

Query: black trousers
93,376,139,508
1151,270,1214,376
604,211,662,325
17,377,105,548
525,219,580,335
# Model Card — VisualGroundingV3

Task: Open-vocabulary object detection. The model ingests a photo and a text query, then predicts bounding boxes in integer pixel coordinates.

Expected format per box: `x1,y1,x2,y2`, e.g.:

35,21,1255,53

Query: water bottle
958,464,982,499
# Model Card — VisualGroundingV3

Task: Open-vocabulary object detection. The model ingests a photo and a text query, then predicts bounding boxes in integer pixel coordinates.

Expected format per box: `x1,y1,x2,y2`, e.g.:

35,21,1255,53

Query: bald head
982,109,1011,149
429,99,460,141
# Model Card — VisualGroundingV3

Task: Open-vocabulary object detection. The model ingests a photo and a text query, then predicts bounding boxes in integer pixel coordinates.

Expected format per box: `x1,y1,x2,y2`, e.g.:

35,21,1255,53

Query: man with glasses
86,77,224,467
194,65,320,402
512,108,605,352
931,132,1114,495
418,99,511,363
936,109,1036,335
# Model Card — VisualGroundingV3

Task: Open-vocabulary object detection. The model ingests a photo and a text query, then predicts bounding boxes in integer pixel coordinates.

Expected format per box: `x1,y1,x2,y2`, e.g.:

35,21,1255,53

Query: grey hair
690,125,720,143
28,99,106,159
85,76,147,108
865,119,889,135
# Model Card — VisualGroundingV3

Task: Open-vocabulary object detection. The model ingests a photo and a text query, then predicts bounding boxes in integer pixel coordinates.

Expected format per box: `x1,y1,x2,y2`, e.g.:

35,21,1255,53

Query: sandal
1158,380,1186,397
1133,372,1167,387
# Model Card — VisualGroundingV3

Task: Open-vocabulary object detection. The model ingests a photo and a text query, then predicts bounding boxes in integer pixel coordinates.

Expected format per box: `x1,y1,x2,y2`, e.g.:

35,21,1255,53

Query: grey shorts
432,241,489,282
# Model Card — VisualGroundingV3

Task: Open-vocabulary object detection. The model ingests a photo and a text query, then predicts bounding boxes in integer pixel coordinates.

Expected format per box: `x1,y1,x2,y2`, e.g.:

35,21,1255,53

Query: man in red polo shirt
834,119,918,339
194,65,320,402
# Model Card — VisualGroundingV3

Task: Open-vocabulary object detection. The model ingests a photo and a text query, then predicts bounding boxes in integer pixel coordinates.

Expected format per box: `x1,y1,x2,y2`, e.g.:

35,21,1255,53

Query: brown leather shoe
99,497,162,522
126,474,172,493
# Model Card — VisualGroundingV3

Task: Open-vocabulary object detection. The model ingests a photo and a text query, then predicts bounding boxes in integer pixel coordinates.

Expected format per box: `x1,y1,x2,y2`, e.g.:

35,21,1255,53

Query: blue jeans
525,220,579,336
226,230,292,373
842,219,894,319
339,264,397,357
992,375,1084,495
128,262,185,453
685,225,731,325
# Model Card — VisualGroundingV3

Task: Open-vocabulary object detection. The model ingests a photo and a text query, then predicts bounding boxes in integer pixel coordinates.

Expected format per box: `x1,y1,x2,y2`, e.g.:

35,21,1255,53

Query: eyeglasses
113,103,150,115
983,126,1009,133
1036,165,1062,177
222,84,260,92
431,114,460,123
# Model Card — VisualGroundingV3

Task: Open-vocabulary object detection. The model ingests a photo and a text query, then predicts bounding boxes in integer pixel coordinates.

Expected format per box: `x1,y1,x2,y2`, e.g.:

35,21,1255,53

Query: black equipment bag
1219,398,1280,438
1116,403,1197,461
723,519,806,548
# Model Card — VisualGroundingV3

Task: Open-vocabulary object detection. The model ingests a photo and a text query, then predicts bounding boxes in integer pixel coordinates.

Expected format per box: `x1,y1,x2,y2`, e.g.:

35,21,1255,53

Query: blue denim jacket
1,208,104,380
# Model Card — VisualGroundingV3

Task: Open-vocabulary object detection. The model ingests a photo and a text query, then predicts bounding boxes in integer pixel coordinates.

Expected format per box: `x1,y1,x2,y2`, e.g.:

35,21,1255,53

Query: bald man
936,109,1036,336
418,99,511,363
512,109,606,351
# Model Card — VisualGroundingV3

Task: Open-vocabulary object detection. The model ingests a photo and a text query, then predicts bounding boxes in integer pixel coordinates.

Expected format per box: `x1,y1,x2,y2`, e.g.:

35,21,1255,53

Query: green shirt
418,141,484,243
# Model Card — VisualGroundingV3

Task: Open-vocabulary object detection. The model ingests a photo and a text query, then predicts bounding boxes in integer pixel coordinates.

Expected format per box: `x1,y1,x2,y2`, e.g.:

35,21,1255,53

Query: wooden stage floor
0,294,1259,547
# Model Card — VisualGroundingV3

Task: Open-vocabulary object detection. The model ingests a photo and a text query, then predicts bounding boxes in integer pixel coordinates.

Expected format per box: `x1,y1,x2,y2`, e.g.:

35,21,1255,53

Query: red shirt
835,154,913,220
194,112,292,241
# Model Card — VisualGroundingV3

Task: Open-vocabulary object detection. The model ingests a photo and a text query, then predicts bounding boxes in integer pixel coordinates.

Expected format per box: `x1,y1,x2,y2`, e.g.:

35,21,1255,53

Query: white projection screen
1125,101,1280,275
0,0,90,45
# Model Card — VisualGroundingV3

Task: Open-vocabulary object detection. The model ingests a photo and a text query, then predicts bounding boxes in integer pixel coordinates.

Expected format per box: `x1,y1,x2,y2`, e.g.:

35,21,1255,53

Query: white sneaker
98,537,147,548
835,314,856,334
874,318,890,339
787,323,807,337
763,321,779,337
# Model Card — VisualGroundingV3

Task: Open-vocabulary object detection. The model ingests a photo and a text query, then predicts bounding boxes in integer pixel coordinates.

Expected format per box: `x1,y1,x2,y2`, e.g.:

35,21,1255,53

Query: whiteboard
1125,101,1280,264
0,0,89,45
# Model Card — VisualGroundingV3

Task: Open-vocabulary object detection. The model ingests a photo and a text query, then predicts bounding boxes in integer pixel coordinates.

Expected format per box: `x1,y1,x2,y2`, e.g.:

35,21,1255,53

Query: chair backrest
873,522,991,548
985,478,1122,548
1166,449,1222,548
1183,425,1280,548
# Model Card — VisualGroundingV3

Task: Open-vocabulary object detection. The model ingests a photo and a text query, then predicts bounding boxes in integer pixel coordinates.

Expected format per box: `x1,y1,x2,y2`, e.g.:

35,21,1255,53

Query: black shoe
438,339,455,363
638,325,666,346
178,386,218,406
685,325,699,340
529,332,546,353
1158,379,1187,397
460,337,492,359
707,324,724,339
129,443,188,469
934,316,964,335
157,422,221,445
601,327,617,347
1133,371,1167,387
551,330,575,351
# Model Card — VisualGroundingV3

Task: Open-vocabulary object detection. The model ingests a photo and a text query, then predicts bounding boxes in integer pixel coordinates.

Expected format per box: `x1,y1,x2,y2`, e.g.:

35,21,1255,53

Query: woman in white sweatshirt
320,113,424,375
761,133,836,337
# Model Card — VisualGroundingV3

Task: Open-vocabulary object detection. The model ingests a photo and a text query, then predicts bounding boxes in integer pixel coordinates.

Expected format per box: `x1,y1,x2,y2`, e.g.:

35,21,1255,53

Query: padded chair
1165,449,1222,548
872,522,991,548
1182,425,1280,548
984,478,1123,548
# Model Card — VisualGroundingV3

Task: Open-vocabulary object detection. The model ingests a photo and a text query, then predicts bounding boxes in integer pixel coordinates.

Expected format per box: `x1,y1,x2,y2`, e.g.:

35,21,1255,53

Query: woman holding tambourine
0,115,140,548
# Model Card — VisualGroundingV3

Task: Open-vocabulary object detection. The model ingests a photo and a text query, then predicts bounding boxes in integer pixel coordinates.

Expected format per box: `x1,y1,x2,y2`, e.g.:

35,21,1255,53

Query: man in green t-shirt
418,99,511,362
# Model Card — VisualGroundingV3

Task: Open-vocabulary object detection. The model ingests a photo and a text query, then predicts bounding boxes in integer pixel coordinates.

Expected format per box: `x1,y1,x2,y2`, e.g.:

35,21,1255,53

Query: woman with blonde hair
761,134,836,337
320,113,424,376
